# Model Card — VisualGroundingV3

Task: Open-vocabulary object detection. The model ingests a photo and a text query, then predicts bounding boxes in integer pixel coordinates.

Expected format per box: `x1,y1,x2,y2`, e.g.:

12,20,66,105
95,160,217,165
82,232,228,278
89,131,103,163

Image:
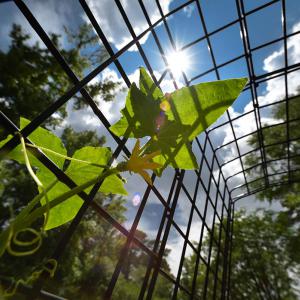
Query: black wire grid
1,0,300,299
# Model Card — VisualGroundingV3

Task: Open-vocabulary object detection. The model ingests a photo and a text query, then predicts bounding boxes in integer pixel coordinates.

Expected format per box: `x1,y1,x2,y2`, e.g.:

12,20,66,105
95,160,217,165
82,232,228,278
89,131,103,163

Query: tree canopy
0,23,120,131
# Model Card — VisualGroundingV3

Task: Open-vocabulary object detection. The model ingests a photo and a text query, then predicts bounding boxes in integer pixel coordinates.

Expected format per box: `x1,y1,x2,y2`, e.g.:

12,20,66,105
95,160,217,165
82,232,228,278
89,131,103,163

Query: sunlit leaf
42,146,127,230
0,117,66,170
0,118,127,230
165,78,248,140
139,67,163,101
110,68,247,172
110,82,161,138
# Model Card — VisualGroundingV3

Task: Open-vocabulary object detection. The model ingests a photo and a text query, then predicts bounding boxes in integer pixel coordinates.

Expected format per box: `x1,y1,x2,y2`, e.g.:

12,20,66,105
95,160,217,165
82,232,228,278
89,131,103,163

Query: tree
0,22,121,298
0,22,120,232
230,211,299,300
246,93,300,221
180,211,300,300
61,126,106,157
246,94,300,259
0,23,120,131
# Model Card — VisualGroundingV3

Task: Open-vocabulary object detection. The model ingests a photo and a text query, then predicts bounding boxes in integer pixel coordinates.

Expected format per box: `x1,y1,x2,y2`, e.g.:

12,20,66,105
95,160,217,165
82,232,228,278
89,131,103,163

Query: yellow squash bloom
118,139,162,185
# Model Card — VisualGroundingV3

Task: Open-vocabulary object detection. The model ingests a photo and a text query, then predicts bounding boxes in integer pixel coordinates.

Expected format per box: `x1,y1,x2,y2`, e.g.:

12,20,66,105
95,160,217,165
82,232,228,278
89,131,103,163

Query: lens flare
160,100,171,112
132,192,141,206
155,111,166,132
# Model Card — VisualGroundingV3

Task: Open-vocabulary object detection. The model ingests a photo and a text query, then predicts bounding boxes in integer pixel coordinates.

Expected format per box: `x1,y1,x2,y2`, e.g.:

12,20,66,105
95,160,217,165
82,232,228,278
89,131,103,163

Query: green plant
0,67,247,295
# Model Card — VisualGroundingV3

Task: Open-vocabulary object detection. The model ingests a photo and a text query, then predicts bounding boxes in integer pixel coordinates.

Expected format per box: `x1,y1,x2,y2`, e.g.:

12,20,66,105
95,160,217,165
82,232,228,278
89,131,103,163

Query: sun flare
166,50,190,77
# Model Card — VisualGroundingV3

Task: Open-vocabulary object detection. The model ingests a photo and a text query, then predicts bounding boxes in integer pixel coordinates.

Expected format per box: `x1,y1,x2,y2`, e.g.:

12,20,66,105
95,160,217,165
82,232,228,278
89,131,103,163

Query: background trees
232,94,300,298
246,94,300,264
179,210,300,300
247,94,300,205
0,23,120,130
230,211,299,299
178,96,300,299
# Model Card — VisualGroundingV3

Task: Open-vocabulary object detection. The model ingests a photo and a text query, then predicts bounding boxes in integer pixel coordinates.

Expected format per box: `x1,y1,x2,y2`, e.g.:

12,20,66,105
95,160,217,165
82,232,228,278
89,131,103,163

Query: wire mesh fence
0,0,300,299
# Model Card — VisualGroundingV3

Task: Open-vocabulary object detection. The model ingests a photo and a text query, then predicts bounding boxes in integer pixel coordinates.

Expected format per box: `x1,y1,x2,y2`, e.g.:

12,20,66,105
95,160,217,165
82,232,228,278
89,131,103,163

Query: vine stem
0,168,117,257
24,168,117,227
3,258,57,297
25,143,110,168
20,137,43,188
1,133,119,258
20,135,50,229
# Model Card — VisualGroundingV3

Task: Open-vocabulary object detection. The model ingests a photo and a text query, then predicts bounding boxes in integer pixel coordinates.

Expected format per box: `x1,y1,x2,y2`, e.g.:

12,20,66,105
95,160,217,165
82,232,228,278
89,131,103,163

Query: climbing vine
0,67,247,295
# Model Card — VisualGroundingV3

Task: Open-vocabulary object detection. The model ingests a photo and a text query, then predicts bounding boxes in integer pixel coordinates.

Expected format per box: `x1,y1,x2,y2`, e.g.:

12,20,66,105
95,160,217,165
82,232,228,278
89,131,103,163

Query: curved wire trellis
0,0,299,299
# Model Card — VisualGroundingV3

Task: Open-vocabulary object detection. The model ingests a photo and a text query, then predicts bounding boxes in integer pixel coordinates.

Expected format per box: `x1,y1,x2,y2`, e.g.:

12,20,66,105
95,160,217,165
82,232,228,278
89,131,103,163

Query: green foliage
0,160,38,229
0,196,127,299
61,126,106,157
246,93,300,260
230,211,299,299
0,65,247,233
0,67,246,234
180,210,300,300
0,22,249,298
0,24,120,131
246,93,300,204
164,79,247,139
111,68,247,172
238,92,300,298
0,117,127,230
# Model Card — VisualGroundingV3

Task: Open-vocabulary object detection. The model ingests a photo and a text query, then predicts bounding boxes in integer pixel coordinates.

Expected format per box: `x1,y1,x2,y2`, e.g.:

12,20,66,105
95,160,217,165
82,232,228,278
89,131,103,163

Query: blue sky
1,0,300,276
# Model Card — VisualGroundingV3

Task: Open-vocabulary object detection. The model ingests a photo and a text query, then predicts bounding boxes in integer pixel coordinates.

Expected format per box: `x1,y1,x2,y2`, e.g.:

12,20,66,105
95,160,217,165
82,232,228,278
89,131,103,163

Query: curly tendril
2,134,51,258
1,133,117,259
6,228,42,257
3,258,58,297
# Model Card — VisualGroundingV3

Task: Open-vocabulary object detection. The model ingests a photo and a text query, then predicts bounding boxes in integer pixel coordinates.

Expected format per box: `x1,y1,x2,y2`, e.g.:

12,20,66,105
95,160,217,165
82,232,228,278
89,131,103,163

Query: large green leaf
139,67,163,101
110,68,247,172
67,146,127,196
110,82,161,138
0,117,127,230
40,146,127,230
165,78,248,140
0,117,66,170
146,119,198,172
20,117,67,168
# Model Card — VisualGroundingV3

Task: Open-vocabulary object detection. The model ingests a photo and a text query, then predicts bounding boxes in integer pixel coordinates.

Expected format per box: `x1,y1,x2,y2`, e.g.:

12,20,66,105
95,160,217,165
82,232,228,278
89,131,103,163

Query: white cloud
69,69,125,123
245,22,300,112
1,1,172,52
0,0,80,49
183,4,195,18
165,218,209,275
85,0,172,51
216,21,300,196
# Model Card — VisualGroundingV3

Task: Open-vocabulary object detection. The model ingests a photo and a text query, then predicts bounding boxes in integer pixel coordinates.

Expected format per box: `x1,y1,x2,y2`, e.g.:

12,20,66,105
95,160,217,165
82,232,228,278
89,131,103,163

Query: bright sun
166,50,190,77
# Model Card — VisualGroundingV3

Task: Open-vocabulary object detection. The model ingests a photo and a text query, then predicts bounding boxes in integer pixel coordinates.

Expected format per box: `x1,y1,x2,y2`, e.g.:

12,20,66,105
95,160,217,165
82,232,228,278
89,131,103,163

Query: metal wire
0,0,299,299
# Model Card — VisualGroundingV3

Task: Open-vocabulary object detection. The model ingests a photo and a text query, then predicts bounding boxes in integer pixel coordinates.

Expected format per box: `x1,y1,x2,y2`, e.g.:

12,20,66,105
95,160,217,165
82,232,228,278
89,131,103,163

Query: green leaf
153,78,247,171
139,67,163,101
20,117,67,168
110,69,247,172
67,146,127,196
0,117,127,230
165,78,248,140
0,117,67,170
110,82,161,138
146,119,198,172
39,146,127,230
